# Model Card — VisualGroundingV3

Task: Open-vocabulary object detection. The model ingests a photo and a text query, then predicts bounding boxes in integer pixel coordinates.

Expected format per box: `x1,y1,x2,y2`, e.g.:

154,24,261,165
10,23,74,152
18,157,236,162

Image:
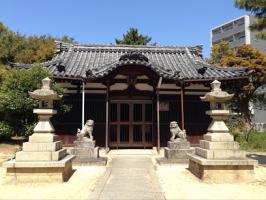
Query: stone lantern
3,77,75,183
29,77,61,137
200,80,234,140
188,80,257,183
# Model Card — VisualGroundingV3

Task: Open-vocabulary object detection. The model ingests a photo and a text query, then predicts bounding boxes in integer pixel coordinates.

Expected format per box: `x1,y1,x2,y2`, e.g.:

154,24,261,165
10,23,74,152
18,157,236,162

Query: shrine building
12,41,251,149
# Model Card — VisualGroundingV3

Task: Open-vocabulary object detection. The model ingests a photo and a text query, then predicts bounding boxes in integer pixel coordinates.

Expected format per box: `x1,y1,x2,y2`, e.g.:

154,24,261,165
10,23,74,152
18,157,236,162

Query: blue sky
1,0,246,58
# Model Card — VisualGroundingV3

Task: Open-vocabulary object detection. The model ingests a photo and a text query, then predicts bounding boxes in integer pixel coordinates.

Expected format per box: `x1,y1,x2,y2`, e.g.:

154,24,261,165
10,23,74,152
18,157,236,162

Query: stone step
195,147,246,159
3,154,75,183
22,141,62,152
15,149,67,161
203,133,234,142
29,133,58,143
52,149,67,161
199,140,239,150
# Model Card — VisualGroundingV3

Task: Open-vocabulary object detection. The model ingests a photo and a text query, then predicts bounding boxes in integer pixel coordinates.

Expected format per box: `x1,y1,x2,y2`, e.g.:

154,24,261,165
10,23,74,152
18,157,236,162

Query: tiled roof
11,41,251,81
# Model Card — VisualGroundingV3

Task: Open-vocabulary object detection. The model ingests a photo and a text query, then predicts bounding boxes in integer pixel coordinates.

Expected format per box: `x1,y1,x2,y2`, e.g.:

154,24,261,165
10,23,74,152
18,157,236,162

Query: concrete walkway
91,152,165,200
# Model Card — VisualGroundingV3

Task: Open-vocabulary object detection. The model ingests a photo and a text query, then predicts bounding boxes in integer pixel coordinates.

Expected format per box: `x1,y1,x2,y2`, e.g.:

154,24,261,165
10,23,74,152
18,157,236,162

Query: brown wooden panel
109,100,153,148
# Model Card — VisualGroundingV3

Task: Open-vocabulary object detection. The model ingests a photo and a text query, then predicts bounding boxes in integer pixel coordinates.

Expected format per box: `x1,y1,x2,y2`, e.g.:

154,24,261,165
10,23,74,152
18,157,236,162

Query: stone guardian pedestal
3,77,75,183
157,121,195,164
73,120,107,165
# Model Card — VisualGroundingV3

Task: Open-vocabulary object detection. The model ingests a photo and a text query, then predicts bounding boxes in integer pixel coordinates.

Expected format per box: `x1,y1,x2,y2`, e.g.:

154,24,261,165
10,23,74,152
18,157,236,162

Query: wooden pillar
81,80,85,128
180,83,185,130
156,77,162,151
105,84,110,150
156,90,160,150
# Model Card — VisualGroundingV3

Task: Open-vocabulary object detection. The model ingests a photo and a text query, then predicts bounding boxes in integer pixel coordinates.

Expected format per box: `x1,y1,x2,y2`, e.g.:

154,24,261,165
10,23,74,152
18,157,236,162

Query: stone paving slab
90,155,165,200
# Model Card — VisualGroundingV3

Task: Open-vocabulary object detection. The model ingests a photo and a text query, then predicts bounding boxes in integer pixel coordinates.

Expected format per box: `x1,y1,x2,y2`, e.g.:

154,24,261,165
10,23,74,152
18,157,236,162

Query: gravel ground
156,164,266,200
1,147,266,200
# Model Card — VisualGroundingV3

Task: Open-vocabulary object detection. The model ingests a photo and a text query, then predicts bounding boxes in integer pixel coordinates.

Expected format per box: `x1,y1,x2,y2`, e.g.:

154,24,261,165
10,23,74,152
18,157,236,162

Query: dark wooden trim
158,88,209,92
156,90,160,149
65,87,210,93
181,84,185,130
110,89,153,97
105,83,110,149
108,79,154,85
52,75,249,84
66,87,106,91
182,76,249,83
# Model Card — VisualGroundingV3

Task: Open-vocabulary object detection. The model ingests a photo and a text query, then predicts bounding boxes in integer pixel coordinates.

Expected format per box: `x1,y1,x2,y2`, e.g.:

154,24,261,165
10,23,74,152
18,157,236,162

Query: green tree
0,22,73,138
0,22,75,65
0,66,70,138
0,22,24,64
210,41,233,64
219,45,266,130
235,0,266,39
115,27,154,45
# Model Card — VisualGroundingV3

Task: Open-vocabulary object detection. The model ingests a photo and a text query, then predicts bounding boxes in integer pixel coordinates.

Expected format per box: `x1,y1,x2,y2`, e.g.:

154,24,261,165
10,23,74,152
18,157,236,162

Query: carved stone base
3,155,75,183
157,140,195,164
165,147,195,160
188,154,257,183
3,132,75,183
73,140,107,165
167,140,190,149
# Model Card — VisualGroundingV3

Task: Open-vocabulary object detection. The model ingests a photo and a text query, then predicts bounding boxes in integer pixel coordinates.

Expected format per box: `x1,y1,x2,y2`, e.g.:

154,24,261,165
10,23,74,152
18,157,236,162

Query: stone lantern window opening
40,100,53,109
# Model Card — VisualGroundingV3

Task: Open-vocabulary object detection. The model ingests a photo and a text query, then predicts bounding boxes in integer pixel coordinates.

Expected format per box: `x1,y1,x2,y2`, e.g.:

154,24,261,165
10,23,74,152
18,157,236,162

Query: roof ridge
55,40,203,54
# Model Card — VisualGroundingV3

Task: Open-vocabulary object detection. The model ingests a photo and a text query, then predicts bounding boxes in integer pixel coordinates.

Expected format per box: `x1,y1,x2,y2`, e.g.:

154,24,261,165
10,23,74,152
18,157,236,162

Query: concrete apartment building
211,15,266,54
211,15,266,132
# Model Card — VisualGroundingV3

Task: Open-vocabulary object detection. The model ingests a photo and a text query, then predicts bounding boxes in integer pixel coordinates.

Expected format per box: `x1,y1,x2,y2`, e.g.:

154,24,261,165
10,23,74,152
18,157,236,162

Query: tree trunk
239,99,253,141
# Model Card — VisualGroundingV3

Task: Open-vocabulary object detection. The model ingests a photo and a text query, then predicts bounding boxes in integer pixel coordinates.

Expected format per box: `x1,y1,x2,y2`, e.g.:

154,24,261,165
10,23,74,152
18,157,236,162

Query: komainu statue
77,119,94,141
170,121,186,141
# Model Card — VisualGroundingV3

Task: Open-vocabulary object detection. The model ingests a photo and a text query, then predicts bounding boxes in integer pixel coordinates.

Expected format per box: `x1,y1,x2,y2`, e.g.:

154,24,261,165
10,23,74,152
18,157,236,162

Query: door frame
109,99,153,148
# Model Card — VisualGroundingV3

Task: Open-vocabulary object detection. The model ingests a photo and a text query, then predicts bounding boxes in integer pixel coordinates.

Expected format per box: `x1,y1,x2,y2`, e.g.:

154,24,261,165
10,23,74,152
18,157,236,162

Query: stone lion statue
170,121,186,141
77,119,94,141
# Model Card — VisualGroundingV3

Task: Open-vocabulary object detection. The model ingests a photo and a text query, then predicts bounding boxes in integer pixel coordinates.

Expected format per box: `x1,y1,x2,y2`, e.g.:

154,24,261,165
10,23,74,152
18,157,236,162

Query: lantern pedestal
188,80,257,183
3,78,75,183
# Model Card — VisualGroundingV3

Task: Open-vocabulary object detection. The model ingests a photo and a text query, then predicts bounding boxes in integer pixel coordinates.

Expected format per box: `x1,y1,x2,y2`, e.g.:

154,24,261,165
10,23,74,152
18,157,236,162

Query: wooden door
109,100,153,148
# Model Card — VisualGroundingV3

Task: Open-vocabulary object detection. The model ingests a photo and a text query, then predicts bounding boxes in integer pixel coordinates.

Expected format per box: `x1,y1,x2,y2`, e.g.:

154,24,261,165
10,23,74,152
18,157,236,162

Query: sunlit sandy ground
0,165,105,200
1,146,266,200
156,163,266,200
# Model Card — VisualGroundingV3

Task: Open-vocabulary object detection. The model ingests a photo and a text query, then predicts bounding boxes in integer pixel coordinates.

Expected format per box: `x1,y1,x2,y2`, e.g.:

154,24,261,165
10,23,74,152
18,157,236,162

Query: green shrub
0,66,70,138
22,123,36,137
0,121,12,138
225,114,244,138
235,132,266,151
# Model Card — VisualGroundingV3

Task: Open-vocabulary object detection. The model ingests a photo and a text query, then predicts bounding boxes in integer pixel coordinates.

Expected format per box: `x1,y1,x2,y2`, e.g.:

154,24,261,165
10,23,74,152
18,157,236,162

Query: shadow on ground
247,154,266,165
65,169,77,182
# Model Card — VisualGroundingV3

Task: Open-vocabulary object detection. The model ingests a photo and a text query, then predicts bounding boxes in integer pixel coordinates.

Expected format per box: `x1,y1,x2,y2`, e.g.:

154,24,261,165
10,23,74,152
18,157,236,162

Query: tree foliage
0,22,75,65
0,66,50,137
235,0,266,39
0,66,71,138
210,41,233,64
115,27,154,45
0,22,73,138
217,44,266,129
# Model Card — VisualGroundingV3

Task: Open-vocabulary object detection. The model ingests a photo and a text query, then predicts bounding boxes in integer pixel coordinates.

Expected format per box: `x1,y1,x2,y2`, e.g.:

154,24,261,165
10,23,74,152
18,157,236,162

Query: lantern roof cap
200,80,234,102
29,77,61,101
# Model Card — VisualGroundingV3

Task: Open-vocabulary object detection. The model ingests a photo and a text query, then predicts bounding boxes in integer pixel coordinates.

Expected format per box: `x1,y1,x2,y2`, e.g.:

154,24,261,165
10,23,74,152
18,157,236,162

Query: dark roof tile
10,41,251,81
